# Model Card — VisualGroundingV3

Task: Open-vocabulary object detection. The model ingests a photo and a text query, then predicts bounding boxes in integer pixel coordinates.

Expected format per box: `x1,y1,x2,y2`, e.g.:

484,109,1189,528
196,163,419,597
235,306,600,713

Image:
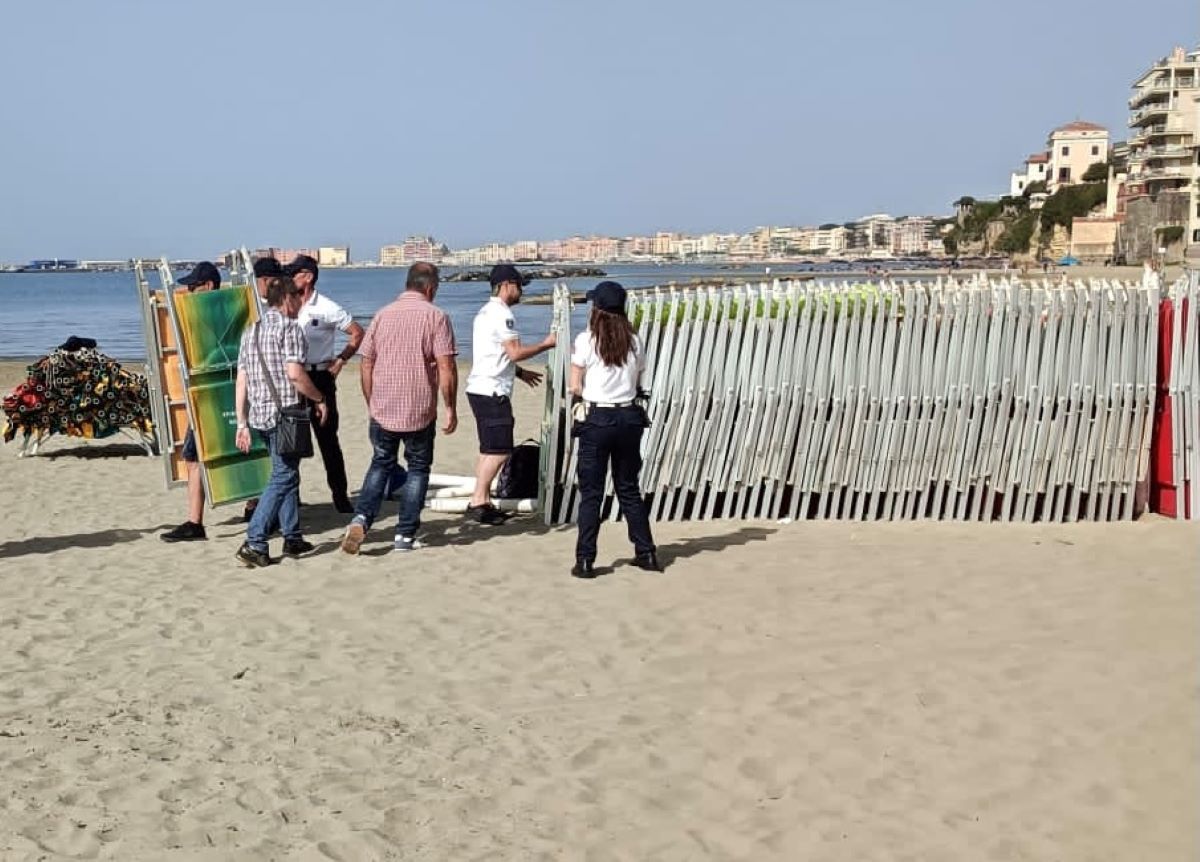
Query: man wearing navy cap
252,256,283,300
284,254,364,513
161,261,221,542
463,263,555,523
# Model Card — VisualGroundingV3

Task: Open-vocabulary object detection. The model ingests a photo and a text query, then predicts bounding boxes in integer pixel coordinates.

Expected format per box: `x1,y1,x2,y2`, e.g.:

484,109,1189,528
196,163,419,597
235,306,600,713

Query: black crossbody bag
253,322,313,459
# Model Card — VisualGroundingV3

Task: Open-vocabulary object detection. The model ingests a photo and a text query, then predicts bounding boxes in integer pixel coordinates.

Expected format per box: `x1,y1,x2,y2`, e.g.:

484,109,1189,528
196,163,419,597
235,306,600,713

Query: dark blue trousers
574,406,656,562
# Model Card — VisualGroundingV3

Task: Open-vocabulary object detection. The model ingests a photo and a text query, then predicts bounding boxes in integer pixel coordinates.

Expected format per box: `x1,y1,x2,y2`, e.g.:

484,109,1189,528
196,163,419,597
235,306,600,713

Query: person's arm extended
436,354,458,434
503,331,555,364
360,355,374,403
569,363,585,398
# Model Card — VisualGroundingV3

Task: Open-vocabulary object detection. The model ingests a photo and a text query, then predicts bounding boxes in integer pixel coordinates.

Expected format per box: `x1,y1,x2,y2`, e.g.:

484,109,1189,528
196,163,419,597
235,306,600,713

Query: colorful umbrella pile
2,338,154,449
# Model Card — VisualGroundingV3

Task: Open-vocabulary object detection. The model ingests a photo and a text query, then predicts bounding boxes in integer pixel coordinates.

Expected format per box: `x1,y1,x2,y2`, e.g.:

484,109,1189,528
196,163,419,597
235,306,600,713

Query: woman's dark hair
589,307,636,367
265,275,300,308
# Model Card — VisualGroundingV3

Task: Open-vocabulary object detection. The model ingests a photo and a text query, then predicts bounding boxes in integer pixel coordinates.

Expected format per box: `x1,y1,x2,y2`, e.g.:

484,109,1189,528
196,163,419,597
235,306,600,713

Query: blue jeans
247,426,302,552
355,419,434,539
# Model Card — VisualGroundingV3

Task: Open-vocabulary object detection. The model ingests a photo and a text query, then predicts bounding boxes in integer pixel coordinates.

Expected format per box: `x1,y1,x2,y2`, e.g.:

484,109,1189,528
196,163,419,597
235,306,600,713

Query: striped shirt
237,309,307,430
360,291,457,432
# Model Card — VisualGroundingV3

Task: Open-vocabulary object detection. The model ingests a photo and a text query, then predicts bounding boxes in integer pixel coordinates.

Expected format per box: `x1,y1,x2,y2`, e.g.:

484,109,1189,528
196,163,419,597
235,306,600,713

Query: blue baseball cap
489,263,528,287
177,261,221,290
586,280,627,312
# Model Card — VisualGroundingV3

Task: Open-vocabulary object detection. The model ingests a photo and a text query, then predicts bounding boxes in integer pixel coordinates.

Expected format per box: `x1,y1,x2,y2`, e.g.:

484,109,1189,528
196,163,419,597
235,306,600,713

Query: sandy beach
0,358,1197,860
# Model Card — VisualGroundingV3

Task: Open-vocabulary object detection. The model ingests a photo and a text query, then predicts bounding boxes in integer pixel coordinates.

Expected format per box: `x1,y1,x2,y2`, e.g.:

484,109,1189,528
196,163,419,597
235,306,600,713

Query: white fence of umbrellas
538,273,1199,524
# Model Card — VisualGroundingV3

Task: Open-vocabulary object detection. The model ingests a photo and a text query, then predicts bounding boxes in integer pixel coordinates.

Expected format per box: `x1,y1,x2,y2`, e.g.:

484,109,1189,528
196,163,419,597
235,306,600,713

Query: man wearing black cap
161,261,221,542
463,263,556,523
253,256,283,300
284,254,364,513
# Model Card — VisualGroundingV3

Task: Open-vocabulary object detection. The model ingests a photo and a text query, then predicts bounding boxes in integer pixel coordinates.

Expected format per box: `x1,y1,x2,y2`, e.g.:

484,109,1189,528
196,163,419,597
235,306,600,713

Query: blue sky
0,0,1195,261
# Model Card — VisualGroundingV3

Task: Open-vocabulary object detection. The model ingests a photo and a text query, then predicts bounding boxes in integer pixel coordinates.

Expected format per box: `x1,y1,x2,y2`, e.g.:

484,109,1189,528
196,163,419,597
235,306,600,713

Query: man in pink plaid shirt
341,262,458,554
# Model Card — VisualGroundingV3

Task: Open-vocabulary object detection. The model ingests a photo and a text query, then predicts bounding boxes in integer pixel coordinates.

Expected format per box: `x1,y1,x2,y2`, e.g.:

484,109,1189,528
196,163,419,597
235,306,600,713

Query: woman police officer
568,281,660,578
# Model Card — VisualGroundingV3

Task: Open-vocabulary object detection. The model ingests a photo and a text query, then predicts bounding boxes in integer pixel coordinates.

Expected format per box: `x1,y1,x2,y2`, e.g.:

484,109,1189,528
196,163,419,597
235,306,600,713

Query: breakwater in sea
0,263,952,360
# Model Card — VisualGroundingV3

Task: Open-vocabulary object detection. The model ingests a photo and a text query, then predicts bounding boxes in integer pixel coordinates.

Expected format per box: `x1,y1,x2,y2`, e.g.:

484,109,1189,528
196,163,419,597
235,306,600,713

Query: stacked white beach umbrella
540,276,1167,524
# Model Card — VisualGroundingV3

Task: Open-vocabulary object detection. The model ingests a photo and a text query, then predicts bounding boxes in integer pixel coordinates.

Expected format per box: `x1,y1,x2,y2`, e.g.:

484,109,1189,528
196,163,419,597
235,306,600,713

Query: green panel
175,287,256,373
188,374,268,461
207,453,273,504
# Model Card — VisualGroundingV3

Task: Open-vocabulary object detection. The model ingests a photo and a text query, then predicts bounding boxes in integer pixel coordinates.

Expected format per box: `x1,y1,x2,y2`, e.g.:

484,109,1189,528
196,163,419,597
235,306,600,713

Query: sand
0,358,1197,861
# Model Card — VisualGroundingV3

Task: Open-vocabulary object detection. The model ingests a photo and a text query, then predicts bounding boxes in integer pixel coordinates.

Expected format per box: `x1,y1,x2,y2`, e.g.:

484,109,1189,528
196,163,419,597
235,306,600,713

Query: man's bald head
406,262,440,296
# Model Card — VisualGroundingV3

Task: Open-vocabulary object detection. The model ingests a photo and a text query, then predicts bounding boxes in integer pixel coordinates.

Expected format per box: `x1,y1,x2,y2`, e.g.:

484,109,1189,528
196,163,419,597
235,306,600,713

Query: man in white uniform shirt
464,264,555,524
284,254,365,513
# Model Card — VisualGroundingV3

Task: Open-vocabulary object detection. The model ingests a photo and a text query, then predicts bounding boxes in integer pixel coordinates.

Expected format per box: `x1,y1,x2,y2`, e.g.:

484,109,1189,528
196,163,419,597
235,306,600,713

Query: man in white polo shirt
284,254,365,513
464,263,555,524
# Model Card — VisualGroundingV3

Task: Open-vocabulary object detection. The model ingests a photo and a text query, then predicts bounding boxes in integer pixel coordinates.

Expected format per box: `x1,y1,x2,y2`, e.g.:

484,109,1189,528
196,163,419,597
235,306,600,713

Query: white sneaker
393,535,425,552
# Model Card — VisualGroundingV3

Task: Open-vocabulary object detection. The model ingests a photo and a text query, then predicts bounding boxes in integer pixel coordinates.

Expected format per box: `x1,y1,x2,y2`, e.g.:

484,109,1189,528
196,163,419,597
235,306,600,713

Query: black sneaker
633,554,662,573
282,538,315,558
242,500,258,522
571,559,597,579
633,552,662,572
161,521,206,543
466,504,511,525
235,542,271,568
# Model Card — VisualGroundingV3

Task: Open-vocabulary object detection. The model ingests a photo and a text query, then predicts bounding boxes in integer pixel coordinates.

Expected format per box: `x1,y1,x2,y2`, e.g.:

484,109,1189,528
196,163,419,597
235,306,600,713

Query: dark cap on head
253,257,283,278
488,263,527,287
586,280,627,313
283,254,319,281
177,261,221,289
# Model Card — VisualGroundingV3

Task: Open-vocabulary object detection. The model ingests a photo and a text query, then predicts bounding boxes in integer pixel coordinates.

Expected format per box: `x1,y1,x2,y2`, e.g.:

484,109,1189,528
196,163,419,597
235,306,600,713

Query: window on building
1062,146,1070,156
1194,228,1200,243
1038,164,1045,174
1058,167,1071,182
1091,145,1099,156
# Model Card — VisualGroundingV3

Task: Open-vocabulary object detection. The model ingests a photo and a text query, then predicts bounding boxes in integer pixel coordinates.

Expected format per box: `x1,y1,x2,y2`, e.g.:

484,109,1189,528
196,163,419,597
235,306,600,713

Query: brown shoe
340,521,365,555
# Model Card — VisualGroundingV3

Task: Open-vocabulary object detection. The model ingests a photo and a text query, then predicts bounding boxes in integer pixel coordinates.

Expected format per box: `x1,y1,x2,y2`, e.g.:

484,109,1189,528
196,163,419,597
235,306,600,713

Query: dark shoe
571,559,597,579
466,503,511,525
332,496,355,514
242,500,258,522
282,538,315,558
161,521,206,543
633,552,662,572
235,542,271,568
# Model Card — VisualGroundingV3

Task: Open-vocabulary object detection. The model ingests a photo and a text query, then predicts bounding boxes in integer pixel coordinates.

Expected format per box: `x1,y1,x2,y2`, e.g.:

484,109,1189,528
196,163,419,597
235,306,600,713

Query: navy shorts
181,427,198,462
467,393,515,455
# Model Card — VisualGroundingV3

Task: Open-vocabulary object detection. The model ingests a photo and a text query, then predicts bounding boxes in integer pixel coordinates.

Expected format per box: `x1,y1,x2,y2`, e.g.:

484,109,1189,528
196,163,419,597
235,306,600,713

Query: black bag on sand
497,440,540,499
254,324,314,459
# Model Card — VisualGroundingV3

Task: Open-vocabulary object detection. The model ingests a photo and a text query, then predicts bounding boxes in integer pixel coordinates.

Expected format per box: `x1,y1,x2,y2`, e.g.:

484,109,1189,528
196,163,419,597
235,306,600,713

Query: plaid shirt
360,292,457,432
237,309,307,430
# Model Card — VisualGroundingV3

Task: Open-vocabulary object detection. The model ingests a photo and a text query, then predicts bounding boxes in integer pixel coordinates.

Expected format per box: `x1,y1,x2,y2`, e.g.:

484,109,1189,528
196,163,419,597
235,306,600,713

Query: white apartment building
1010,152,1049,196
1127,45,1200,246
1046,122,1109,191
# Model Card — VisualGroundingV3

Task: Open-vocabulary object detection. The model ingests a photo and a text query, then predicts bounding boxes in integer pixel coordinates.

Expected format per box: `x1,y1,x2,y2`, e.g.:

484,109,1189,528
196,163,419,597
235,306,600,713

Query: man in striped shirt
340,262,458,554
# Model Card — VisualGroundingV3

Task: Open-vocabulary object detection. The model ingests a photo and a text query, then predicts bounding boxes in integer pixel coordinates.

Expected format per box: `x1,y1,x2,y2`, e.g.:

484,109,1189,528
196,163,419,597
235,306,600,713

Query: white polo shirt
571,331,645,403
296,290,354,365
466,298,519,397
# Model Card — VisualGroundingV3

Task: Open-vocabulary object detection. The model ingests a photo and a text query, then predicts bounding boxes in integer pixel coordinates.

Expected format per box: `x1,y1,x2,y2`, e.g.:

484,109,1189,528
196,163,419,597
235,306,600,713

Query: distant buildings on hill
997,43,1200,264
375,217,948,267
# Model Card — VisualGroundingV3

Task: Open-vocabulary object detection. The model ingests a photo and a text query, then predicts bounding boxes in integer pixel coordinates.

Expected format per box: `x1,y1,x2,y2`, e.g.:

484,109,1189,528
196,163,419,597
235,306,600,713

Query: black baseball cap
283,254,319,281
178,261,221,289
586,280,627,312
253,257,283,278
488,263,528,287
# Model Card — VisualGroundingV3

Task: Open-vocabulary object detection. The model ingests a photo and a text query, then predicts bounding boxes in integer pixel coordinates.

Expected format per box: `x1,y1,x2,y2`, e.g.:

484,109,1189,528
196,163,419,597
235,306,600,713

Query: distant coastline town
4,43,1197,276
